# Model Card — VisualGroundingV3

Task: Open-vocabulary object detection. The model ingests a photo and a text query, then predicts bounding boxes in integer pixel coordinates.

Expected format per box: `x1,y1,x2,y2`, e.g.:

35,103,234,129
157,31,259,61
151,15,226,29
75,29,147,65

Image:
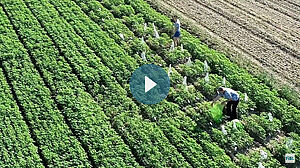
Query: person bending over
212,87,240,121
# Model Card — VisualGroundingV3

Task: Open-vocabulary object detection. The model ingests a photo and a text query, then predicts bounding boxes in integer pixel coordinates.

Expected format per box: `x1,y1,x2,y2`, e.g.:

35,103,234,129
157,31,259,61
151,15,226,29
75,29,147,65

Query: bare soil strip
216,0,300,53
286,0,300,8
222,0,300,41
149,0,300,92
257,0,300,22
224,0,300,38
266,0,300,16
196,0,300,59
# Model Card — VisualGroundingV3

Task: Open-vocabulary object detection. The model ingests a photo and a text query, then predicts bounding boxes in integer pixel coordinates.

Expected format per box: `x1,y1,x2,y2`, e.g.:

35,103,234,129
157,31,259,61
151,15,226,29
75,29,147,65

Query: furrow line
24,0,194,167
286,0,300,8
194,0,300,60
23,1,143,166
267,0,300,15
162,0,300,89
0,53,48,168
5,3,96,167
222,0,300,41
216,0,300,52
257,0,300,22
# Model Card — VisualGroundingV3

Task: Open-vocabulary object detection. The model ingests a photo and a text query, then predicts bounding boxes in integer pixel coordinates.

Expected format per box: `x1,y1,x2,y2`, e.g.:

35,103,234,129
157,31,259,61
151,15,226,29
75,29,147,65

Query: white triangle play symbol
145,76,157,93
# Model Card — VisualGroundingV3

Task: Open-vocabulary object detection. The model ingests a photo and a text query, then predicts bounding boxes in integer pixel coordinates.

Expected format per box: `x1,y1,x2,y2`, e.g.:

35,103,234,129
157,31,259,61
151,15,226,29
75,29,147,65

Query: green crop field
0,0,299,167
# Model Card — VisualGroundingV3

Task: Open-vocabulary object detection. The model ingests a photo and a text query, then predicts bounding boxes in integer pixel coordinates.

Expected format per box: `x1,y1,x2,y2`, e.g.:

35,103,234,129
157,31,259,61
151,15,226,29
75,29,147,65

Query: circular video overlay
130,64,170,105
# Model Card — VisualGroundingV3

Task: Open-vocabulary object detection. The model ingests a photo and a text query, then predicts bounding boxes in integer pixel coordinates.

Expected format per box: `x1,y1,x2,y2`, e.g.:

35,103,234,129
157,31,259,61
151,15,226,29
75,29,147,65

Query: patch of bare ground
223,0,300,37
265,0,300,17
214,0,300,56
256,0,300,22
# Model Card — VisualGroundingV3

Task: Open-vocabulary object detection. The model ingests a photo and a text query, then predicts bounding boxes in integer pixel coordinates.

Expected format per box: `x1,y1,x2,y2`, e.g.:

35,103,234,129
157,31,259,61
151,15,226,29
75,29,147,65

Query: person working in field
172,16,181,47
211,87,240,121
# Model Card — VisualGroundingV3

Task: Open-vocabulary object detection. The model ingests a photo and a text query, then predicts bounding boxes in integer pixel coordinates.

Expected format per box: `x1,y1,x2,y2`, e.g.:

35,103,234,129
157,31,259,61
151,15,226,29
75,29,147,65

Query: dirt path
148,0,300,93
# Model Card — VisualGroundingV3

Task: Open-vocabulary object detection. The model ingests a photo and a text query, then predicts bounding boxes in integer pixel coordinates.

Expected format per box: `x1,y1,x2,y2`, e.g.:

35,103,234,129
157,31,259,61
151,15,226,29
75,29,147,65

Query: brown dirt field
264,0,300,17
148,0,300,93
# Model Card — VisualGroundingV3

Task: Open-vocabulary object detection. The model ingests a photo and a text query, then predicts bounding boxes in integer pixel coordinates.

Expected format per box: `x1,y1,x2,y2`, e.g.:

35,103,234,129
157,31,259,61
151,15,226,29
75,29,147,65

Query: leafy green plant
236,147,284,168
177,59,205,80
267,133,300,165
0,4,91,167
243,115,267,142
166,48,190,64
195,74,232,100
168,84,204,107
211,121,254,153
111,5,135,18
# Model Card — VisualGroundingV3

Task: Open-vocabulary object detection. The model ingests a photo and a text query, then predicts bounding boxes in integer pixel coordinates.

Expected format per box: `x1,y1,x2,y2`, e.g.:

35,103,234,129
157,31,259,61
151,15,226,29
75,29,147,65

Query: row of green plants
23,0,194,167
66,0,241,167
0,64,44,167
0,5,91,167
2,0,142,167
243,113,282,143
123,0,300,134
76,0,292,167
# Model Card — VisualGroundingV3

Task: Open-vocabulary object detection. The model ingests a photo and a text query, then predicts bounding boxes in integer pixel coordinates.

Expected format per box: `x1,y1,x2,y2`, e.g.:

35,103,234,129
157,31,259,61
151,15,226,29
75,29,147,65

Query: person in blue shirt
172,16,181,47
211,87,240,121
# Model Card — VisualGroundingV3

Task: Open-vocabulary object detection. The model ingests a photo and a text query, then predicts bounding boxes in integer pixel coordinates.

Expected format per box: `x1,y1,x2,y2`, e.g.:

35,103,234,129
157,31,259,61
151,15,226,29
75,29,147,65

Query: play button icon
145,76,157,93
130,64,170,104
